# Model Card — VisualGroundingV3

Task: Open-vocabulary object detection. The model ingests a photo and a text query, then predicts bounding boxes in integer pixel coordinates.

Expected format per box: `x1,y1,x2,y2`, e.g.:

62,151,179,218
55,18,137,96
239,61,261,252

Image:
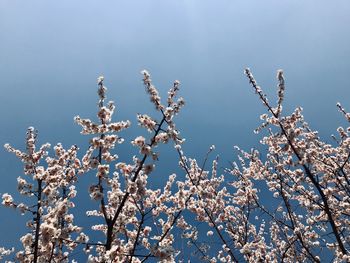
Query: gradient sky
1,1,350,261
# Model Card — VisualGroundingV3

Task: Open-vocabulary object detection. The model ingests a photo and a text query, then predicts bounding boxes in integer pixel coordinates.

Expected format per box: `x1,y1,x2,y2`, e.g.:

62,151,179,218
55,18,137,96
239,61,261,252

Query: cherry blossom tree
2,69,350,262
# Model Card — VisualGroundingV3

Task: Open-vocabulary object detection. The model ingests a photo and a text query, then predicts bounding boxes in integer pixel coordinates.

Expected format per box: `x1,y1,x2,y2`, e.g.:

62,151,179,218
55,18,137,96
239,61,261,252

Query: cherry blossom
2,69,350,262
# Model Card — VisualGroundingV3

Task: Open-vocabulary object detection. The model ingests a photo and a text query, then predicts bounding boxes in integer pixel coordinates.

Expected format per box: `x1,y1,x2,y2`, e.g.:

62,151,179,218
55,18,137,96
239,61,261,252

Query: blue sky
1,0,350,261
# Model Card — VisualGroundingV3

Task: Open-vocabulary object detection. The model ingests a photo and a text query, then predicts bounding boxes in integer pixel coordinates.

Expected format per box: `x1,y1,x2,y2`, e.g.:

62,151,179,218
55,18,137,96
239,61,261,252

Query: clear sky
1,0,350,261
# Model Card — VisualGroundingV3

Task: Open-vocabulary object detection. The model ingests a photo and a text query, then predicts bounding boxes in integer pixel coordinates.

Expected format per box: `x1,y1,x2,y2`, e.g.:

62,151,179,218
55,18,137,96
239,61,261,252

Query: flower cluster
0,247,14,260
2,69,350,263
3,130,83,262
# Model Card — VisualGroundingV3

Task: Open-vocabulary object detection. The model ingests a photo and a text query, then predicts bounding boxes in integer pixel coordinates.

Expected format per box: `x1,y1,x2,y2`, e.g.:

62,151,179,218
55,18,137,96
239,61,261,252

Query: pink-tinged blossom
141,70,163,111
137,114,157,132
155,132,169,144
131,136,146,147
2,193,14,207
